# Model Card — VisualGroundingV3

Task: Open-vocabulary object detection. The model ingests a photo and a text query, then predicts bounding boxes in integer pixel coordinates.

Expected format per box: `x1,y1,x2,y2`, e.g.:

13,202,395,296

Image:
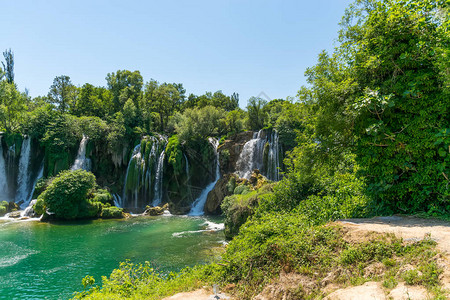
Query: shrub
233,184,250,195
93,192,112,204
0,202,7,216
101,206,124,219
38,169,98,220
33,198,46,215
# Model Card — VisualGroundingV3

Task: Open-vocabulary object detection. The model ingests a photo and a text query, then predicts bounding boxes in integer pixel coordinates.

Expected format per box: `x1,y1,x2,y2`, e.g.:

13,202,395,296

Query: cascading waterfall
235,129,281,181
15,137,32,204
0,137,45,208
121,135,167,210
0,137,8,200
152,150,165,207
184,153,189,177
266,130,280,181
189,137,220,216
122,144,142,208
21,164,44,209
71,135,91,171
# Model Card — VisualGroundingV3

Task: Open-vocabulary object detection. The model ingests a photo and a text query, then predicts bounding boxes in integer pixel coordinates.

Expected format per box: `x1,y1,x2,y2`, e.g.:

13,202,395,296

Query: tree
224,109,245,135
174,105,225,142
48,75,76,113
246,97,267,131
0,81,27,131
72,84,112,118
301,0,450,213
152,83,180,132
106,70,143,113
2,49,14,83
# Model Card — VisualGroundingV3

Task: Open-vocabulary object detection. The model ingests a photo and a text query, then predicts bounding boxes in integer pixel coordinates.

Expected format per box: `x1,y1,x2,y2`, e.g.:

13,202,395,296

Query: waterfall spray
71,135,91,171
235,129,281,181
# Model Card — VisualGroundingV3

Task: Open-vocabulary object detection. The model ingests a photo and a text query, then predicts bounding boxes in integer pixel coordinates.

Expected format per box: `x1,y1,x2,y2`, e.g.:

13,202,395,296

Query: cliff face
217,132,254,175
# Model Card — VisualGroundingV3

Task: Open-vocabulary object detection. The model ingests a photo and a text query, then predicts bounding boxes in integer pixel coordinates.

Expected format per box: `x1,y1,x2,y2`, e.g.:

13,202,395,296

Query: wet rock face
204,174,237,215
218,132,254,175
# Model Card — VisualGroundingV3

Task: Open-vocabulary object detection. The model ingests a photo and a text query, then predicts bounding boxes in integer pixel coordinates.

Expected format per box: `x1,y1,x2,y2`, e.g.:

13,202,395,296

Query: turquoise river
0,215,225,299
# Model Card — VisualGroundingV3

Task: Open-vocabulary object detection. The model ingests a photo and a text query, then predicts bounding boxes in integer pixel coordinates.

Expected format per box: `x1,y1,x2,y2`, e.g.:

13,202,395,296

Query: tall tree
301,0,450,213
106,70,143,113
152,83,179,132
2,49,14,83
48,75,76,113
0,81,27,131
246,96,267,131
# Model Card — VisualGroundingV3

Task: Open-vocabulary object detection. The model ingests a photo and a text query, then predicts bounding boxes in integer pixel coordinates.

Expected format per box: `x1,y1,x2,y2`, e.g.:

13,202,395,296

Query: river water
0,215,225,299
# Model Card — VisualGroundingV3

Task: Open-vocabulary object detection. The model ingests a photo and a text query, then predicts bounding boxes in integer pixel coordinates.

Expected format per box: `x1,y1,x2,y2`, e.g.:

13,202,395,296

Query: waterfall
0,137,7,200
71,135,91,171
152,150,165,207
266,131,280,181
122,144,142,208
121,135,167,210
21,199,38,218
15,137,32,204
20,163,44,209
189,137,220,216
235,129,281,181
184,153,189,177
112,194,121,208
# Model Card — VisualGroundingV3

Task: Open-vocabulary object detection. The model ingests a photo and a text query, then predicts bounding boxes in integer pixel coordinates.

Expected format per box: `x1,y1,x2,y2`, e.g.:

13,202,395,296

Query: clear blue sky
1,0,353,107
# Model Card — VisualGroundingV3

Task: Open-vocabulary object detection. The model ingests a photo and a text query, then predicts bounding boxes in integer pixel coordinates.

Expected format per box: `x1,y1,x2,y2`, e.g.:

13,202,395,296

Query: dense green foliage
34,170,122,220
36,170,97,219
298,0,449,214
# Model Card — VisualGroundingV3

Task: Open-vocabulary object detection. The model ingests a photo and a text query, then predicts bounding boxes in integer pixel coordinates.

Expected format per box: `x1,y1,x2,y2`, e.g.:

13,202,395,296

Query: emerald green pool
0,215,225,300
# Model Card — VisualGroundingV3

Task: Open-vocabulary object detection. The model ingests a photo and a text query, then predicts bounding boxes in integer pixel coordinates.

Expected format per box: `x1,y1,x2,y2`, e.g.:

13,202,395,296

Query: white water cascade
184,153,189,177
152,150,165,207
235,129,281,181
21,164,44,209
0,137,8,200
122,144,142,208
189,137,220,216
15,137,32,204
71,135,91,171
121,135,167,210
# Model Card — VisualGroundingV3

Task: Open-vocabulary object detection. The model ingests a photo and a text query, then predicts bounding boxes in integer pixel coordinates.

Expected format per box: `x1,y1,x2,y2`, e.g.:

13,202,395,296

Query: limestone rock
8,210,21,218
204,174,237,215
324,282,386,300
8,201,19,212
218,131,254,174
144,203,169,216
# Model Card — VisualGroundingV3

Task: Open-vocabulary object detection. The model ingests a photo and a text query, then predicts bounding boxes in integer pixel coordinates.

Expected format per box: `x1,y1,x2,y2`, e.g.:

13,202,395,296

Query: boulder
8,211,21,218
144,203,169,216
8,201,19,212
204,174,237,215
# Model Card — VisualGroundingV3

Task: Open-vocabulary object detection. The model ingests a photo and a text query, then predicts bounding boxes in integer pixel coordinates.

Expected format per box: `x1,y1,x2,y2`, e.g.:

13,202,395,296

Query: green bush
38,169,98,220
233,184,250,195
101,206,124,219
0,202,7,216
33,198,46,215
93,192,112,204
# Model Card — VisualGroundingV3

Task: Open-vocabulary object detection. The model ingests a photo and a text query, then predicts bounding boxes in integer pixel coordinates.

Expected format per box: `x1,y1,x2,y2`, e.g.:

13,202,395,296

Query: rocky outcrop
218,132,254,174
143,203,169,216
204,174,237,215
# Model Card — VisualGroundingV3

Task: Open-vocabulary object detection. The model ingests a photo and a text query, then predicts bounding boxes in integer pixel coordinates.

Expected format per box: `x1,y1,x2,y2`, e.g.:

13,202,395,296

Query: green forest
0,0,449,299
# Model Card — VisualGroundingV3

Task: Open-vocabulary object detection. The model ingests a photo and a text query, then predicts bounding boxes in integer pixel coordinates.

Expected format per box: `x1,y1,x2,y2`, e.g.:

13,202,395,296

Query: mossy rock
101,206,124,219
